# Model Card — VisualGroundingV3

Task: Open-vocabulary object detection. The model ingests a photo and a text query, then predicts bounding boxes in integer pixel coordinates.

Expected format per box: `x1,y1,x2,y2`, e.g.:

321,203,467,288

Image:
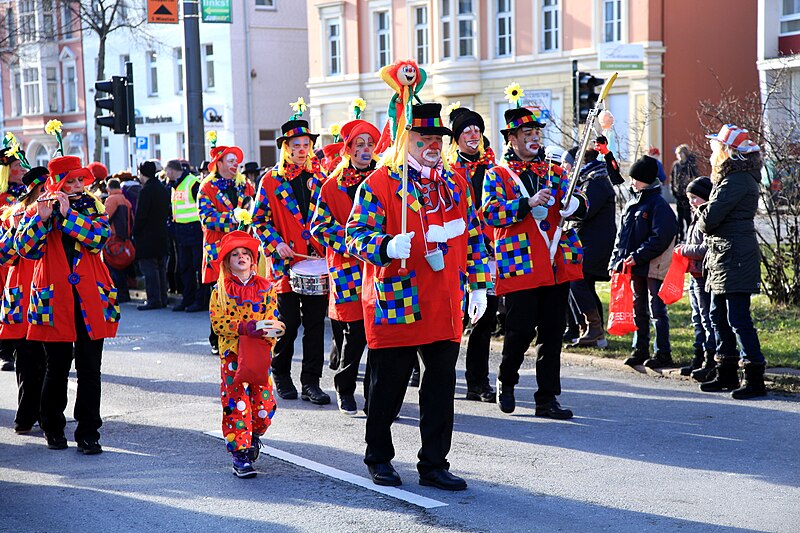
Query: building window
19,0,36,43
496,0,512,57
603,0,622,43
146,51,158,96
46,67,59,113
542,0,559,52
326,18,342,75
7,8,16,47
63,64,77,112
374,10,391,69
150,134,161,160
781,0,800,34
413,6,429,65
441,0,452,59
177,132,185,159
174,47,184,93
102,137,110,169
62,1,74,38
22,67,40,115
255,0,275,7
259,129,279,168
203,44,215,89
11,69,21,117
35,146,49,168
457,0,475,58
42,0,55,37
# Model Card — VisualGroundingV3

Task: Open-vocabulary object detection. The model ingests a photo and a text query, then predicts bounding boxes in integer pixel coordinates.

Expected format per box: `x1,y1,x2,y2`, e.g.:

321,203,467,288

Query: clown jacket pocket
374,271,422,325
495,233,533,278
28,284,55,326
97,282,120,322
0,287,23,325
558,228,583,264
331,261,362,304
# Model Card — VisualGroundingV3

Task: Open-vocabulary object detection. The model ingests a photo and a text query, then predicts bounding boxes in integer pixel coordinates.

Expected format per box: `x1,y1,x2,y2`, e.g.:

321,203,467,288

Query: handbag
104,205,136,270
658,250,689,305
607,264,637,336
233,336,273,387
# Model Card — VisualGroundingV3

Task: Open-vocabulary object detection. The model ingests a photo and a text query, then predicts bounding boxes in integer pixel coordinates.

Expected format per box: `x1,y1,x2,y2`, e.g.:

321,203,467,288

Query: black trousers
329,318,344,370
333,319,369,398
176,242,202,308
139,257,168,307
364,340,459,474
40,298,105,441
14,339,46,428
272,292,327,385
499,283,569,406
0,339,14,364
464,294,499,388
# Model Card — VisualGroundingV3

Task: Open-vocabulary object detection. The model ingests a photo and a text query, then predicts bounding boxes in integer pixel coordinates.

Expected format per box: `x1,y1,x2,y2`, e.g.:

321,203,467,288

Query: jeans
709,291,765,365
631,274,671,356
139,257,168,307
689,277,715,353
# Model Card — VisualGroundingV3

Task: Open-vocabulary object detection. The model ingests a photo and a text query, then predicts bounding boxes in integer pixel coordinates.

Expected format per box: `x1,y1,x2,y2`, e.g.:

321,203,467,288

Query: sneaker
1,360,14,372
466,383,497,403
210,345,220,356
247,434,263,463
338,394,358,415
232,451,257,478
14,423,34,434
46,434,68,450
76,439,103,455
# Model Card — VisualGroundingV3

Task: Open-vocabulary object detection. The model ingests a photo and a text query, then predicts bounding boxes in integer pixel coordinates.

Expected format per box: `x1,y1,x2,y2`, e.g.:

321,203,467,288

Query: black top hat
0,147,22,166
199,160,210,172
277,119,319,148
501,108,546,139
17,166,49,201
449,107,485,141
410,103,452,137
242,161,262,174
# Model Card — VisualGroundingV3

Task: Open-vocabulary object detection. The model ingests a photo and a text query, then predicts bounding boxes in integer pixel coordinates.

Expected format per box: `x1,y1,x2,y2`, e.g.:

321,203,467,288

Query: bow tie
506,159,549,177
339,166,373,188
283,163,304,181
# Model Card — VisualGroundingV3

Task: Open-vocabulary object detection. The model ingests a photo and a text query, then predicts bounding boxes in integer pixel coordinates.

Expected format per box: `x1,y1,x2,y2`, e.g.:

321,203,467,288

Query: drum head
291,258,328,275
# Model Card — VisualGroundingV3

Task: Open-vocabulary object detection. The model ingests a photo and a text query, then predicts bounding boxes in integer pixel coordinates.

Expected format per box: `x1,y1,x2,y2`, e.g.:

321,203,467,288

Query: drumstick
292,252,318,260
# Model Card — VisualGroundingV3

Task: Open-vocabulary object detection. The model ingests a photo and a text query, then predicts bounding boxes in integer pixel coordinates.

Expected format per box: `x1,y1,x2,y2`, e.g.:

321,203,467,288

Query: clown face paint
62,175,85,195
228,247,254,277
8,160,24,184
510,126,542,160
288,136,311,166
218,153,240,180
408,131,443,168
349,133,376,170
458,125,482,155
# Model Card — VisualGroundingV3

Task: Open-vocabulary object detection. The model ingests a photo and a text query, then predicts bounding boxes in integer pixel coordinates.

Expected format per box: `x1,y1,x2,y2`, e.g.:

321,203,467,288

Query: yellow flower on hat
206,130,217,144
329,123,342,137
234,208,252,226
5,132,17,144
45,119,63,136
290,97,308,115
6,141,21,158
352,98,367,113
504,82,525,108
445,101,462,117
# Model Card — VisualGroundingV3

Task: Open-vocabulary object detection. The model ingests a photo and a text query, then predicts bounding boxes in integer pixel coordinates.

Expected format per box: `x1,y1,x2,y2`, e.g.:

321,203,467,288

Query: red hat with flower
208,145,244,174
214,230,260,267
46,156,94,194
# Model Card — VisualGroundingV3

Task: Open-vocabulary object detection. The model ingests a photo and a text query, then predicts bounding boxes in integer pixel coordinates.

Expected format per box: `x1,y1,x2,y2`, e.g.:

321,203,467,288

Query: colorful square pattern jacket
14,195,119,342
345,164,492,349
0,206,37,340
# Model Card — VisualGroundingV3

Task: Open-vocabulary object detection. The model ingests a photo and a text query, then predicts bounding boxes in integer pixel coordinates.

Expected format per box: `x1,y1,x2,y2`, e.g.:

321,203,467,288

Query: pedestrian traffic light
578,72,604,124
95,76,129,134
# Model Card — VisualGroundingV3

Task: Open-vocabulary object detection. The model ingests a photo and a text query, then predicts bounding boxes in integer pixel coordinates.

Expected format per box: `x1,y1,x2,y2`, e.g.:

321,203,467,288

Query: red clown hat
46,156,94,193
215,230,260,267
209,145,244,173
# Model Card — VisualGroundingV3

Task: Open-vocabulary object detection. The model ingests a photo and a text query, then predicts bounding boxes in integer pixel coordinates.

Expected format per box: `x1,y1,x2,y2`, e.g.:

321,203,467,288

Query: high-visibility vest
172,174,200,223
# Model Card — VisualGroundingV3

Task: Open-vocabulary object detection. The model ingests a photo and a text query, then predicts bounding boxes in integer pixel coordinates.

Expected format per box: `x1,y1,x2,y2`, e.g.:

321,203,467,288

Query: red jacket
0,210,34,339
252,165,326,294
345,164,491,349
15,196,119,342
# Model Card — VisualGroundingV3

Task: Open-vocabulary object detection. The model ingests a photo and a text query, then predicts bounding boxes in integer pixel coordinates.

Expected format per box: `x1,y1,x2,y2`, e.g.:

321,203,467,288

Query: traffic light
577,72,604,124
95,76,129,134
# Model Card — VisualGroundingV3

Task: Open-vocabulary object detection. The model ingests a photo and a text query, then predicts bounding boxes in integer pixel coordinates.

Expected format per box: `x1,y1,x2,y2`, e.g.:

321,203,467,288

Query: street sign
148,0,179,24
598,43,644,70
136,137,149,151
201,0,232,23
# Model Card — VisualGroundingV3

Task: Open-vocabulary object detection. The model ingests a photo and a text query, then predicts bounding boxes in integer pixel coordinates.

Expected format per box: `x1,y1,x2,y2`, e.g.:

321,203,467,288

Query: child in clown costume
209,230,284,478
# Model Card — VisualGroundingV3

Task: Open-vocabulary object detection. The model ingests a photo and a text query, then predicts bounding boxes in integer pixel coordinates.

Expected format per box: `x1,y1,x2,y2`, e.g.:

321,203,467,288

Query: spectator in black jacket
609,155,677,369
134,161,172,310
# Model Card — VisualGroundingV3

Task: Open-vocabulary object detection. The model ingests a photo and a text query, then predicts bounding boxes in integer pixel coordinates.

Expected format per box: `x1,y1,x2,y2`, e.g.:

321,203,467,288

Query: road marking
204,430,447,509
680,432,743,442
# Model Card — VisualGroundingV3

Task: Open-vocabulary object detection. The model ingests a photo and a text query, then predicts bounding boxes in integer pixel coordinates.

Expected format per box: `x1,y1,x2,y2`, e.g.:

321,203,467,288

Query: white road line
680,432,743,442
204,430,447,509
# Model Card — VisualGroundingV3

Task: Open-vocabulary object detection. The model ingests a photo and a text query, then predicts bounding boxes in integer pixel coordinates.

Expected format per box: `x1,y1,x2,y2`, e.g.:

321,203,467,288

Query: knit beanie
138,160,157,180
686,176,712,201
449,107,485,141
628,155,659,185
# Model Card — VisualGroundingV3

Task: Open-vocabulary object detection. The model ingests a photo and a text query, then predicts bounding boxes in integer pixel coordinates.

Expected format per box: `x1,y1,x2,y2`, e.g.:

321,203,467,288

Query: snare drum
487,259,497,296
289,258,329,295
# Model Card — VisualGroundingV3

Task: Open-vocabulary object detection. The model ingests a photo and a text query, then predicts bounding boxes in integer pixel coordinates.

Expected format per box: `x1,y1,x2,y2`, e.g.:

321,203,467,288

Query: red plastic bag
234,336,272,387
607,265,637,336
658,251,690,305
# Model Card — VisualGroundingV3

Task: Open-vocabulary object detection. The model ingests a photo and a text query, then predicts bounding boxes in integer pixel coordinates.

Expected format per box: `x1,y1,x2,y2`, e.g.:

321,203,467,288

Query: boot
731,364,767,400
644,352,674,369
699,358,740,392
691,350,717,383
497,382,515,414
680,347,705,376
573,310,608,348
624,348,649,367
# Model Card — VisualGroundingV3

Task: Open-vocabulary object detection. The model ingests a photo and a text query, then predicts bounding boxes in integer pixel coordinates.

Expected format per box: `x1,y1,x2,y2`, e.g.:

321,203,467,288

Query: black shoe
210,345,220,356
14,423,34,434
680,351,705,376
535,400,574,420
273,373,298,400
624,349,649,367
301,384,331,405
700,363,740,392
498,384,515,414
731,364,767,400
643,353,674,369
76,439,103,455
419,469,467,491
338,394,358,415
368,463,402,486
466,383,497,403
46,434,68,450
247,434,263,462
1,360,14,372
409,368,420,387
172,305,187,312
185,304,205,312
137,303,163,311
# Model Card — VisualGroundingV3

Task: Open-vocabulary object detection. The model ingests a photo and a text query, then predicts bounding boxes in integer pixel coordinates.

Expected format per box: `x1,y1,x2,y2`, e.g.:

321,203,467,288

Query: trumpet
37,193,80,203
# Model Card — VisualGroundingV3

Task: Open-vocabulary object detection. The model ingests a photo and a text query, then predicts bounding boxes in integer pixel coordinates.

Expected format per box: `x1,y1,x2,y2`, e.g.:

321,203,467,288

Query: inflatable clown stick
378,60,427,275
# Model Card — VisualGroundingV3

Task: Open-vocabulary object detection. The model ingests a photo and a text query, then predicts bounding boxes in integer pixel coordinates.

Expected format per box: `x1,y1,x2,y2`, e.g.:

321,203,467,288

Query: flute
37,193,81,203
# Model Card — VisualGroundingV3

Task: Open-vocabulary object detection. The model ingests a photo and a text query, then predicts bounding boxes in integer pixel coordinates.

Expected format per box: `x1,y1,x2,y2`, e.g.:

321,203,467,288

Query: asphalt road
1,302,798,532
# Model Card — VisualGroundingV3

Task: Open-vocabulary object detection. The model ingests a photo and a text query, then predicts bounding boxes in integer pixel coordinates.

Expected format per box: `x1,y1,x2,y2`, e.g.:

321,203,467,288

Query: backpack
104,203,136,270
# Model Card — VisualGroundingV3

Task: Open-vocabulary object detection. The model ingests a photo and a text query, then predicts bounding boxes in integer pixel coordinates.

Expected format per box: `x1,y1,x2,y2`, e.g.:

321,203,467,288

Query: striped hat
705,124,760,153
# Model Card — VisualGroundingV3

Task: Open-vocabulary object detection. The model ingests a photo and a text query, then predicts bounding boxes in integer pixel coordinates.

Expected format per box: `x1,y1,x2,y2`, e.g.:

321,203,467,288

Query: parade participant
165,159,204,312
483,84,588,418
311,109,379,415
209,230,284,478
198,132,255,355
15,137,118,453
252,98,331,405
446,104,497,403
346,96,491,491
242,161,262,191
0,158,49,434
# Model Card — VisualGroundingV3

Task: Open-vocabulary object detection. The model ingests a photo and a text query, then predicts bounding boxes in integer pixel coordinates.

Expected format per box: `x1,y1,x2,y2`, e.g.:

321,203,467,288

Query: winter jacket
670,155,699,206
609,183,677,279
571,160,616,280
697,155,762,294
680,211,708,278
133,178,171,260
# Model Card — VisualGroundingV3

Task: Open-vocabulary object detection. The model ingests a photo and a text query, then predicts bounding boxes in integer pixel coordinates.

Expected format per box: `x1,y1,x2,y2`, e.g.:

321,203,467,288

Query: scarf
407,155,465,243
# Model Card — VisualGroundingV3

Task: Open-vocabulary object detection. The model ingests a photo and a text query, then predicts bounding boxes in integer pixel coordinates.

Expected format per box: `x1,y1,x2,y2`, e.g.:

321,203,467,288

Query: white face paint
458,125,482,155
288,136,311,166
510,126,542,160
408,131,443,168
349,133,376,169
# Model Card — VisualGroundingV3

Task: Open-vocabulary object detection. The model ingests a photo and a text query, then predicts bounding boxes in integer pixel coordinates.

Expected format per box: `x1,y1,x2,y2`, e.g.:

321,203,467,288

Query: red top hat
46,156,94,194
340,119,381,147
209,145,244,174
215,230,260,268
87,161,109,180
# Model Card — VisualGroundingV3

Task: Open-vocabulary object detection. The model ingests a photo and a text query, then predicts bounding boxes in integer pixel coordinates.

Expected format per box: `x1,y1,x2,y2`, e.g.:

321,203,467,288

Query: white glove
468,288,488,324
560,196,580,218
386,231,415,260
